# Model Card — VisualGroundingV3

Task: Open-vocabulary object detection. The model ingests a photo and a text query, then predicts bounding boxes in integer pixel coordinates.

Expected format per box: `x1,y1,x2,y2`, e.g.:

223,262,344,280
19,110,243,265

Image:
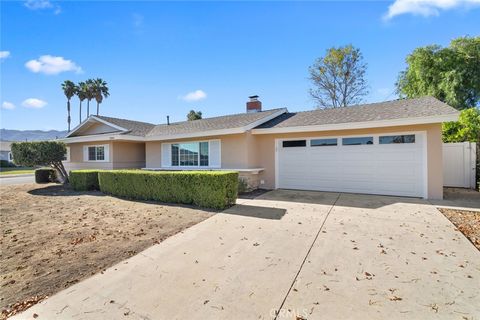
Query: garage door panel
277,134,425,198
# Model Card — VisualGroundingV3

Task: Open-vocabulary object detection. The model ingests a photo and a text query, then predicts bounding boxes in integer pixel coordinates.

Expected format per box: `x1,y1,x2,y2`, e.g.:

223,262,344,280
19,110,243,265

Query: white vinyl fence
443,142,477,188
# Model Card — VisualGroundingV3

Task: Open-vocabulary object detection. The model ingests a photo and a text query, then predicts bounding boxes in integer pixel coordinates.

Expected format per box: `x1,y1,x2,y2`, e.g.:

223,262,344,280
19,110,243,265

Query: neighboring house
0,141,14,163
60,96,459,199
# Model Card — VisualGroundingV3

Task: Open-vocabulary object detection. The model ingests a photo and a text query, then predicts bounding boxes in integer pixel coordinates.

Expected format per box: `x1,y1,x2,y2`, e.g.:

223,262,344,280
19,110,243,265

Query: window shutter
161,143,171,167
83,146,89,161
209,140,221,168
103,144,110,162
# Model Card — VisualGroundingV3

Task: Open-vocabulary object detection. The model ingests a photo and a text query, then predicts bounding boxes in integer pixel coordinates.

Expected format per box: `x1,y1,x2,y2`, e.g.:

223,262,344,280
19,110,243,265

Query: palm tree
85,79,95,117
76,81,88,123
61,80,76,132
92,78,110,115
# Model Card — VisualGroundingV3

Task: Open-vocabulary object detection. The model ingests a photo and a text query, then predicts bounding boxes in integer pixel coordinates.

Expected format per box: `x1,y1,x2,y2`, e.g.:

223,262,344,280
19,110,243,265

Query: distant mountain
0,129,68,142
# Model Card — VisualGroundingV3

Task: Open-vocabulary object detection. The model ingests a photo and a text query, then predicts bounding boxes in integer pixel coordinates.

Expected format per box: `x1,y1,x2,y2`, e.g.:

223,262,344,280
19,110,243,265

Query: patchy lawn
0,183,213,318
438,208,480,250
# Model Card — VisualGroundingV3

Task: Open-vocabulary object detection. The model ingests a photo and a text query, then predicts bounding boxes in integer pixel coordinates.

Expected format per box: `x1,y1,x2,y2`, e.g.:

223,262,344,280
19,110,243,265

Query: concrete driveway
13,190,480,320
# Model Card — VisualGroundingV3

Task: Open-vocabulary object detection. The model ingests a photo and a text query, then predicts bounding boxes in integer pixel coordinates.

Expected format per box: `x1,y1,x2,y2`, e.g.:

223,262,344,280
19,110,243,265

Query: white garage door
277,133,426,198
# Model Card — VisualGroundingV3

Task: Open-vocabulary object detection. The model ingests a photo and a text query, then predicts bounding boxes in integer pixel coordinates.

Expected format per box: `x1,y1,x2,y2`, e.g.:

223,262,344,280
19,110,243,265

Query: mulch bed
438,208,480,250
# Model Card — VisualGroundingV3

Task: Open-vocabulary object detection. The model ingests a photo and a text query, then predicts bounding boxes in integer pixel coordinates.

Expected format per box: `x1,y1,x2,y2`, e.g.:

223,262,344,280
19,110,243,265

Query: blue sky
1,0,479,131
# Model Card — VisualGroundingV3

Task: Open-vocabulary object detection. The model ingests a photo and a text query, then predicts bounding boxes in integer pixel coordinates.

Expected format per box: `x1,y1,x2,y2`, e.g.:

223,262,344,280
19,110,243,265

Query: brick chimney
246,95,262,113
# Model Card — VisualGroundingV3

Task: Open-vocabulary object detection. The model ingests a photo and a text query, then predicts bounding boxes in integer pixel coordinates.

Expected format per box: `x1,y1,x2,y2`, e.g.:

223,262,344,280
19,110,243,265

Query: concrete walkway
13,190,480,320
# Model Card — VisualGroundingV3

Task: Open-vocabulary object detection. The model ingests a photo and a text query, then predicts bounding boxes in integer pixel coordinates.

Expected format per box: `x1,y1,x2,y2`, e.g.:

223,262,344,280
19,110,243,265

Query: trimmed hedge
70,170,100,191
35,168,56,183
98,170,238,209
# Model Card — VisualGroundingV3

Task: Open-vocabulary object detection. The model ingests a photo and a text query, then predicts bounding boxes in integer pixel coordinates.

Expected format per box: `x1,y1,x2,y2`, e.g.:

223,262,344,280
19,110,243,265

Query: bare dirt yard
0,183,213,318
438,208,480,251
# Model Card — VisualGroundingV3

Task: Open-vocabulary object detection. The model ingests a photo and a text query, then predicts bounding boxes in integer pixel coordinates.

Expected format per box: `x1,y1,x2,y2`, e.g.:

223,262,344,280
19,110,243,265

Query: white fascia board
145,128,245,141
66,116,128,138
59,134,144,143
251,114,459,135
145,108,288,141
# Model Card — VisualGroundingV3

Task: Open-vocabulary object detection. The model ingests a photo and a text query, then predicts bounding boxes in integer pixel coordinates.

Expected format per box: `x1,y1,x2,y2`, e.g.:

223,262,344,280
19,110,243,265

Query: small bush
238,177,248,194
35,168,56,183
0,160,15,168
70,170,100,191
98,170,238,209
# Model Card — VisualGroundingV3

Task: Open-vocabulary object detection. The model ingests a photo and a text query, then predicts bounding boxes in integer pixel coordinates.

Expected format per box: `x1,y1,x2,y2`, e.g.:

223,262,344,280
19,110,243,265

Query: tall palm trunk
79,100,83,123
96,102,99,115
87,100,90,117
67,99,71,132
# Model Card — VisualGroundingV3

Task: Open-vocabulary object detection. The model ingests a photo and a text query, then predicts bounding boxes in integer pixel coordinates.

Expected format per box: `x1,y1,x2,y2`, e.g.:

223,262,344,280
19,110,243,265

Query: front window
8,152,13,161
171,142,209,167
63,147,70,162
88,146,105,161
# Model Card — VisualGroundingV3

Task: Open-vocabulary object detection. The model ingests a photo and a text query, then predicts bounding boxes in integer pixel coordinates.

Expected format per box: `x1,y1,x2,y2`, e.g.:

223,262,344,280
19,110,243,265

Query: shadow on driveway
222,204,287,220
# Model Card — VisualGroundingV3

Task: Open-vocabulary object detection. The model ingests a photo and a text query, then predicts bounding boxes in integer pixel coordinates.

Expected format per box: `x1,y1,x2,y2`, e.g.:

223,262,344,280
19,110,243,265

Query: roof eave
65,116,129,138
145,108,288,141
58,133,145,143
251,113,459,135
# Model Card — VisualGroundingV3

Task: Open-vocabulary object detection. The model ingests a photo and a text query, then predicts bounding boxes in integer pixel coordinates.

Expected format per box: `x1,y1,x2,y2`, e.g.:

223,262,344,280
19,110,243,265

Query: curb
0,173,34,179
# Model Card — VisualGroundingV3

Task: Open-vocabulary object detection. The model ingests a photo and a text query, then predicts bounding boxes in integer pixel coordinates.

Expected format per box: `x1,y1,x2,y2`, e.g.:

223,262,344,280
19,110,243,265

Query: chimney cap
248,95,259,100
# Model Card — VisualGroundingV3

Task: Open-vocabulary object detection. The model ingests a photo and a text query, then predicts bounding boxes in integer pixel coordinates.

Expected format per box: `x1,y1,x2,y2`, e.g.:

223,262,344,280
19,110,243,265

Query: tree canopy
309,44,368,108
396,36,480,110
187,110,202,121
11,141,69,182
442,108,480,143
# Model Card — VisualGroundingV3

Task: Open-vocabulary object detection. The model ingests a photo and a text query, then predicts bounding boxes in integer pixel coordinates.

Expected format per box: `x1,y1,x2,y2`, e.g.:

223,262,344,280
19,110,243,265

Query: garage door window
282,140,306,147
342,137,373,145
379,134,415,144
311,138,337,147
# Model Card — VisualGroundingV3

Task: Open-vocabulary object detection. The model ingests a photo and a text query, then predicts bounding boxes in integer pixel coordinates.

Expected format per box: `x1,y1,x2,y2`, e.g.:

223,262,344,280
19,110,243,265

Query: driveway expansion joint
273,192,341,320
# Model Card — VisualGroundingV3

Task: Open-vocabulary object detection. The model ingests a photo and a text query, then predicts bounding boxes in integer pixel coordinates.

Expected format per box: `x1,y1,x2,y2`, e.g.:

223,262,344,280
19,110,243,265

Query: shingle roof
255,97,459,129
95,115,156,136
146,108,285,137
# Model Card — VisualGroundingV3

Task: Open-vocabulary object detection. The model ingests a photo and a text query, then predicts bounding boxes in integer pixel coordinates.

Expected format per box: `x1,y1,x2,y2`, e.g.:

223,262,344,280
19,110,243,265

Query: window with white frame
171,141,209,167
63,147,70,162
87,146,105,161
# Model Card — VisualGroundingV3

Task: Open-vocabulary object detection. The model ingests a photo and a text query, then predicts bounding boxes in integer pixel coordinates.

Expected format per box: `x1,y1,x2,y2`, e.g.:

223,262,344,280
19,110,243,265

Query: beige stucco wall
71,122,120,136
142,123,445,199
64,140,145,172
112,142,145,169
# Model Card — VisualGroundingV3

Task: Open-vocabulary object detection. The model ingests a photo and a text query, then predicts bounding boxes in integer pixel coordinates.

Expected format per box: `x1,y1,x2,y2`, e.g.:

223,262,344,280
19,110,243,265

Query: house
61,96,459,199
0,141,14,163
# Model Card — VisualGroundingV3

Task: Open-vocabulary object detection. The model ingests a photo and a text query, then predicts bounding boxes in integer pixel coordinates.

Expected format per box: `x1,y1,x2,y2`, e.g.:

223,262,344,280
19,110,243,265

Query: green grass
0,167,35,175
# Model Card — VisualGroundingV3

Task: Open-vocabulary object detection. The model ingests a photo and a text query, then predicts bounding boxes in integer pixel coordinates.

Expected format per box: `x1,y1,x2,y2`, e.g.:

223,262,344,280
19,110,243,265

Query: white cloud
180,90,207,102
384,0,480,19
2,101,16,110
22,98,47,109
0,51,10,60
25,55,82,75
24,0,53,10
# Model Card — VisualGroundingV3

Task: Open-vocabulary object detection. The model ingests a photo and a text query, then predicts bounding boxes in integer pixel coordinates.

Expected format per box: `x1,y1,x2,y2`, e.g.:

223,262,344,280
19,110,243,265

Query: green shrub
70,170,100,191
98,170,238,209
35,168,56,183
238,177,248,194
0,160,16,168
